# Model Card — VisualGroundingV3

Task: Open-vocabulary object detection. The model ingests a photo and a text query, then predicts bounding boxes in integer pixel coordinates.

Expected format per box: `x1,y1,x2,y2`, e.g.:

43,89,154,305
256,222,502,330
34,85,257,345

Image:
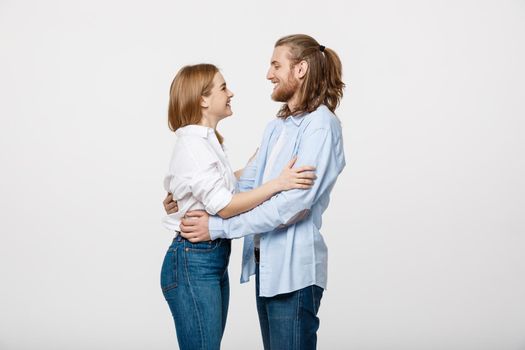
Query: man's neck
287,95,300,114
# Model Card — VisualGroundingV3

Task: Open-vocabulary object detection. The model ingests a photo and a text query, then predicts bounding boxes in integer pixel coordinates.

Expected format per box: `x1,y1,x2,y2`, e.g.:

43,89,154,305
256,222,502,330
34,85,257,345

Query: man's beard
272,74,299,102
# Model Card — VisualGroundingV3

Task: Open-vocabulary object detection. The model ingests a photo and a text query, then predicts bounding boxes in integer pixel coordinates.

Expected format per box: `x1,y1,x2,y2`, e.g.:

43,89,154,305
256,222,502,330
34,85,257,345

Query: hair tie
319,45,325,52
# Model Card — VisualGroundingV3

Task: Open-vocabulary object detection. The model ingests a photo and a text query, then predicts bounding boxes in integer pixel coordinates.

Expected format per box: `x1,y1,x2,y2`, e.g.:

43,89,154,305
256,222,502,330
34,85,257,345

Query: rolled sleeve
204,188,233,215
189,161,233,215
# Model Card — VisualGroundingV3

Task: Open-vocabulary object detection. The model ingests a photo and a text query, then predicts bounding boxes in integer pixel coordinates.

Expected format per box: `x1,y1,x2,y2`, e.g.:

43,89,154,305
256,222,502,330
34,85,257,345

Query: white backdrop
1,0,524,349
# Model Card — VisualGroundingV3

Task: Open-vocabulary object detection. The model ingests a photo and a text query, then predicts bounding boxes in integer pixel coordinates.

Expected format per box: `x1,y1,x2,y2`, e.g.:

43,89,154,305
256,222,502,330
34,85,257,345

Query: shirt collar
175,125,214,138
285,114,306,126
285,104,327,126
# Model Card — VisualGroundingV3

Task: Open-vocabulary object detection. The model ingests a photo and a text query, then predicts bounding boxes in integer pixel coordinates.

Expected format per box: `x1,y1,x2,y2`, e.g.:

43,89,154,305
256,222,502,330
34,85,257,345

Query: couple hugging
161,34,346,350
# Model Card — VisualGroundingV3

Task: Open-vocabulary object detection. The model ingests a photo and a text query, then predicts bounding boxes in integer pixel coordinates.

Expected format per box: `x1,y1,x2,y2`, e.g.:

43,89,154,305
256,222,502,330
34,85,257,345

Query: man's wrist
209,215,225,240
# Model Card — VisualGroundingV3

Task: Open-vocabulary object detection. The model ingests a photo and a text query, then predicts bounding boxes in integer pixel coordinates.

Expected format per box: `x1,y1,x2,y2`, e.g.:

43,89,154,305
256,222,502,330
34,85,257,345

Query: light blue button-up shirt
209,105,346,297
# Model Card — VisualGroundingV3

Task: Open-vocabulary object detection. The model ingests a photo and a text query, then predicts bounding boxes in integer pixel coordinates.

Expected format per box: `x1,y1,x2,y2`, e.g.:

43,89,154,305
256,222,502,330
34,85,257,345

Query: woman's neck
199,115,218,130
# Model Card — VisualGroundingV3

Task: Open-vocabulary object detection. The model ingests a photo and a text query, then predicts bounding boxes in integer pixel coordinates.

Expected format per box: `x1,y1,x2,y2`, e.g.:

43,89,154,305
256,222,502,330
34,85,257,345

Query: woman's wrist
269,178,283,193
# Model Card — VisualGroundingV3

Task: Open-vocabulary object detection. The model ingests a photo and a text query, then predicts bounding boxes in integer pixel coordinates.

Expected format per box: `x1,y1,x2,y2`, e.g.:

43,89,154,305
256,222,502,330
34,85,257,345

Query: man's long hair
275,34,345,118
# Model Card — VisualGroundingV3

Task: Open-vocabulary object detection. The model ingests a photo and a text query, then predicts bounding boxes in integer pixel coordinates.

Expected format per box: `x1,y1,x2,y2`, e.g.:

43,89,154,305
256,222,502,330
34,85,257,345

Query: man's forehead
271,46,291,63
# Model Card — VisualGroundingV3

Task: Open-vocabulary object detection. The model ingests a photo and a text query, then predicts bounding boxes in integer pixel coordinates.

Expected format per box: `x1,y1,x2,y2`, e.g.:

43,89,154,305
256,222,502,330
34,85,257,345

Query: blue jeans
256,265,324,350
161,235,231,350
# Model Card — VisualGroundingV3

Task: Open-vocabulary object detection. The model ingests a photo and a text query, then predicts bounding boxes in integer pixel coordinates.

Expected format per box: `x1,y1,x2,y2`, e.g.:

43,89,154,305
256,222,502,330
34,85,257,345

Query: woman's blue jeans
161,235,231,350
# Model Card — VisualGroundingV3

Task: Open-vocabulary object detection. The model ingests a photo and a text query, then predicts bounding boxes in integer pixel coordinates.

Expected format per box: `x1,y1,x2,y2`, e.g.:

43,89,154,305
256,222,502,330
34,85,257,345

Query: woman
160,64,316,350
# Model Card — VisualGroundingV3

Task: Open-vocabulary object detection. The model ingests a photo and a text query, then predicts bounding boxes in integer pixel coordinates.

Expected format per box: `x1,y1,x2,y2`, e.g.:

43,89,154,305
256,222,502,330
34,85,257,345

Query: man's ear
295,60,309,79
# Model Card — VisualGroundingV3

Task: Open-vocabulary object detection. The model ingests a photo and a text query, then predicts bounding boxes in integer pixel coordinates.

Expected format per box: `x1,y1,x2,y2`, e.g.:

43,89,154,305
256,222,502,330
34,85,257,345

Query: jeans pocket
160,247,178,292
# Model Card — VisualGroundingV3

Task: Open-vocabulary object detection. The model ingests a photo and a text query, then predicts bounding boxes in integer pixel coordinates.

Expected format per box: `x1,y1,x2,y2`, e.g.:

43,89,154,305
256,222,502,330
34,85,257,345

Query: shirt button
185,248,189,252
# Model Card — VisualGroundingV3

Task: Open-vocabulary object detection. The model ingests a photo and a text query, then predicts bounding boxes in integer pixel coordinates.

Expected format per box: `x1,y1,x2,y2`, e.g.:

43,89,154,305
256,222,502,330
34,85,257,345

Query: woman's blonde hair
168,64,223,143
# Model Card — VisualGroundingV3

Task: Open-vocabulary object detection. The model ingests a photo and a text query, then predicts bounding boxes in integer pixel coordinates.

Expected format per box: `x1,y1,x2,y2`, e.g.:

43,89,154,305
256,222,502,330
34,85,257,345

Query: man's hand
163,193,178,214
180,211,211,242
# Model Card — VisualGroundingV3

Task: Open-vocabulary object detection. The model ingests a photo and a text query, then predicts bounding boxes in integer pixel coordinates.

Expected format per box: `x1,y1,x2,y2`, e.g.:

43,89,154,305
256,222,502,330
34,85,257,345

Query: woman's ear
200,96,209,108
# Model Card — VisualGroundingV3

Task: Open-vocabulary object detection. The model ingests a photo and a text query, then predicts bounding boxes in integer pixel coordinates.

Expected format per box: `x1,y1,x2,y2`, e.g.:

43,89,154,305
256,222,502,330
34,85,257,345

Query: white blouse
162,125,237,232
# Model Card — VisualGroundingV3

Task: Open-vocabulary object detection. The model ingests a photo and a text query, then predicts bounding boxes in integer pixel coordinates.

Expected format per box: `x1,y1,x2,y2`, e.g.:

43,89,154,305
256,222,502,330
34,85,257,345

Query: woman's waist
161,201,209,231
168,233,231,252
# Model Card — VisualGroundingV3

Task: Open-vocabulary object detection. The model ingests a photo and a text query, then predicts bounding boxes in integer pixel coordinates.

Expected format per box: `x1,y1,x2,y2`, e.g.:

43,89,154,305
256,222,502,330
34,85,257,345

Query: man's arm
181,126,345,241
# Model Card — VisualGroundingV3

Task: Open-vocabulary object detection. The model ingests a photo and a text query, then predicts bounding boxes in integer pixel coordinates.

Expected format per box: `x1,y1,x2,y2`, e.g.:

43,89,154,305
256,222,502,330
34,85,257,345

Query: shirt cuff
204,188,233,215
209,215,225,240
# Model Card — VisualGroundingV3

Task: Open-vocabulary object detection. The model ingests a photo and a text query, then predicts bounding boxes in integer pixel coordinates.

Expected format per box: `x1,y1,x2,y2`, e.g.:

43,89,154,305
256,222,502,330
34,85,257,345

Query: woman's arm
163,152,315,219
162,160,315,218
217,157,316,219
163,193,178,214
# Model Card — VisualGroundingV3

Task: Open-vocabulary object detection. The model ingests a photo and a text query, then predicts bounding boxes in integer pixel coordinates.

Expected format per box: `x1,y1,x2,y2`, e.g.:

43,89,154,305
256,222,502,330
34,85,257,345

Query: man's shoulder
265,117,282,128
303,105,341,131
261,117,282,136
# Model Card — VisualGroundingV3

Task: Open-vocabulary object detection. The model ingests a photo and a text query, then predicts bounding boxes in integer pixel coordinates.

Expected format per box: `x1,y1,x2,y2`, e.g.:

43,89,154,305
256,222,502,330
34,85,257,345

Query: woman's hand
276,157,316,191
163,193,179,214
235,148,259,180
247,147,259,164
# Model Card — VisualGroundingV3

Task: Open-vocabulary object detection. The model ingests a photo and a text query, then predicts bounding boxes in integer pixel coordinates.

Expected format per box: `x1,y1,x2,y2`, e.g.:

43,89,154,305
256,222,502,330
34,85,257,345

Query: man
164,34,346,349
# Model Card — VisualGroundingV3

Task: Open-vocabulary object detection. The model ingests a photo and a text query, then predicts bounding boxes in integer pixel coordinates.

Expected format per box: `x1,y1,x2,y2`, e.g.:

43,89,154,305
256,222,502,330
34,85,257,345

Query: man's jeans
161,235,231,350
255,264,324,350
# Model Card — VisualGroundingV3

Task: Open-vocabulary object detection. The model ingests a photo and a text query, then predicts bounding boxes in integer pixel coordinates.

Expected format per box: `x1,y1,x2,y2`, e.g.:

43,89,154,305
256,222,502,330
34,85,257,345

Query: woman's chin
218,113,233,121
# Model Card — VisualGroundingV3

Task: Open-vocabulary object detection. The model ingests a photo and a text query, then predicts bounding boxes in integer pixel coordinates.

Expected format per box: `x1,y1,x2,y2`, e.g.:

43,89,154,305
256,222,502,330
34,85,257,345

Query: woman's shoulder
169,134,219,173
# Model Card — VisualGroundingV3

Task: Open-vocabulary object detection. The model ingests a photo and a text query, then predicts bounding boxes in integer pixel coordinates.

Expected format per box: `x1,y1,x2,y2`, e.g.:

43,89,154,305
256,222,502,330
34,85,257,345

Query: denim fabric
255,265,324,350
161,235,231,350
